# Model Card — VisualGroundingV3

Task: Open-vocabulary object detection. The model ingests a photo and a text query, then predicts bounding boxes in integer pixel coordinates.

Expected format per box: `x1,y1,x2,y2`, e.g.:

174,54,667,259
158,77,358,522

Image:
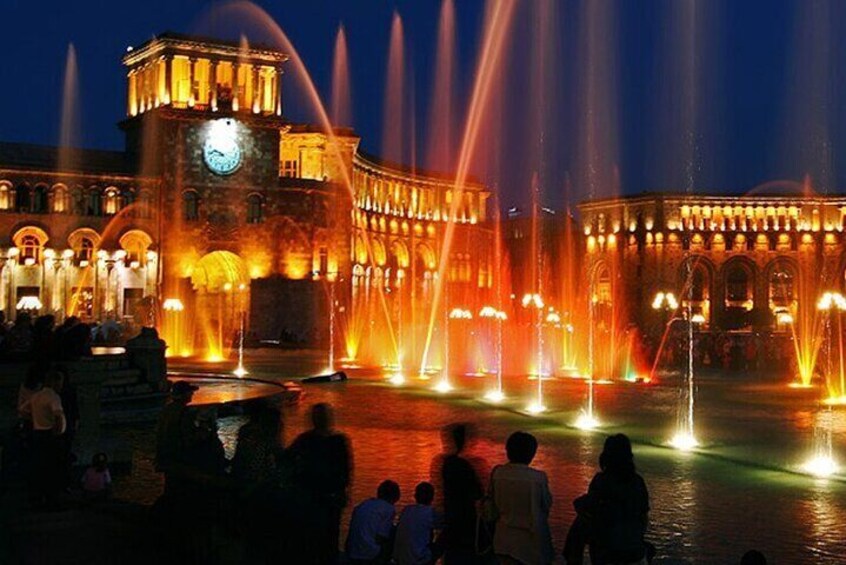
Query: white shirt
491,463,554,565
29,387,66,434
346,497,395,560
393,504,439,565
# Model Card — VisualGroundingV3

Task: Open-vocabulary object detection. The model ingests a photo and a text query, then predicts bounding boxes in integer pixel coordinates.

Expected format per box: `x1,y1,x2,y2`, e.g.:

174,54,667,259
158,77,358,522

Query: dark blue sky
1,0,844,208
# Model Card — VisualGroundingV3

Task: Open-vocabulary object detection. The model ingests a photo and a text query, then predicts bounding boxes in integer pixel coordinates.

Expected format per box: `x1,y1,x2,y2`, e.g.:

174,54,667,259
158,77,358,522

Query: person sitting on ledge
81,452,112,501
346,479,401,564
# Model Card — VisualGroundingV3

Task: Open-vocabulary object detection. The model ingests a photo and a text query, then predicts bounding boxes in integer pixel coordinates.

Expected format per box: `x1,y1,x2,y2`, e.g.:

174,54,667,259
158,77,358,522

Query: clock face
203,119,242,175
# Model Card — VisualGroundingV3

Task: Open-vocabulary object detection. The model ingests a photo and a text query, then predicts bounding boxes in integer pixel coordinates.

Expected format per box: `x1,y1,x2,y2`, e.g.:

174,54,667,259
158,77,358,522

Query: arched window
246,193,263,224
726,264,751,304
137,190,153,219
20,235,42,264
77,238,95,264
119,230,153,267
68,228,101,267
104,187,120,215
86,188,102,216
72,187,85,215
0,182,11,210
32,185,48,213
770,263,796,308
183,190,200,221
15,184,30,212
52,184,70,213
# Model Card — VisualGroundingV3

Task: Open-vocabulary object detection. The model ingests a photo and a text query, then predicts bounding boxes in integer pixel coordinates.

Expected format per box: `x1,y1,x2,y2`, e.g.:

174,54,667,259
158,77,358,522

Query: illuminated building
579,192,846,335
0,33,493,356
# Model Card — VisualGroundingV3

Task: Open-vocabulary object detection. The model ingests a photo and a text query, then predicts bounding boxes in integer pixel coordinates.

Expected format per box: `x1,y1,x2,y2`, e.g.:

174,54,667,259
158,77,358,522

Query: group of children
346,480,442,565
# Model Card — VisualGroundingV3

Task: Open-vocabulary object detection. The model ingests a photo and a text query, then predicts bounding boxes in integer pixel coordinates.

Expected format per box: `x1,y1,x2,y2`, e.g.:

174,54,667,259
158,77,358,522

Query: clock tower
119,33,357,354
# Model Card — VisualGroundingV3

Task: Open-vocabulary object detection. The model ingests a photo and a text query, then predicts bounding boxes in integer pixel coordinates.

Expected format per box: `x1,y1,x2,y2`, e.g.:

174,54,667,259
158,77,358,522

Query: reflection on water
114,378,846,563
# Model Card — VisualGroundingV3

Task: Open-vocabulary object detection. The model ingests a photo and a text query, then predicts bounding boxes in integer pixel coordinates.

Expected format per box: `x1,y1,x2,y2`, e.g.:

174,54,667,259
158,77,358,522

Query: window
32,186,48,213
726,266,750,303
282,159,298,178
52,185,70,213
86,189,102,216
246,194,263,224
77,238,95,264
104,187,120,215
70,287,94,319
72,187,85,215
770,267,795,307
319,247,328,274
0,183,10,210
20,234,41,264
183,190,200,221
15,185,30,212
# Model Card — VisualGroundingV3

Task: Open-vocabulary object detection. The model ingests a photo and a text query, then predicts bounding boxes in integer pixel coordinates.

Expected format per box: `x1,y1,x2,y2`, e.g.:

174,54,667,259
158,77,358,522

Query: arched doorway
190,251,249,359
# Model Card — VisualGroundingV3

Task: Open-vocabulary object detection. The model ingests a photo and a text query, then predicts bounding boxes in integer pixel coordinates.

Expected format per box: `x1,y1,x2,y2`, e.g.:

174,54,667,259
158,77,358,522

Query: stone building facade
0,33,493,357
578,192,846,339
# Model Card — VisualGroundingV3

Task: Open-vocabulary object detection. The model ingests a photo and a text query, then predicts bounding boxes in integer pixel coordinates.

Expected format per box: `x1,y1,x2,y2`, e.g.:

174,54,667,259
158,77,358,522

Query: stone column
276,68,284,116
127,69,137,116
163,55,172,105
210,59,218,111
252,65,260,113
188,57,197,107
233,62,241,111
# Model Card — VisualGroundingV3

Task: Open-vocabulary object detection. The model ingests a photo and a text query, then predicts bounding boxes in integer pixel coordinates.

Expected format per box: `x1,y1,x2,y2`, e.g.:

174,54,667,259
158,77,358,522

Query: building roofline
123,31,289,66
354,150,486,189
578,190,846,208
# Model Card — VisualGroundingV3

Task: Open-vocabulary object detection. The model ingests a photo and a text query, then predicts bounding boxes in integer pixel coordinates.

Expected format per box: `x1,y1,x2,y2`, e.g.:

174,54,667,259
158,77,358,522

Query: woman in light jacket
490,431,554,564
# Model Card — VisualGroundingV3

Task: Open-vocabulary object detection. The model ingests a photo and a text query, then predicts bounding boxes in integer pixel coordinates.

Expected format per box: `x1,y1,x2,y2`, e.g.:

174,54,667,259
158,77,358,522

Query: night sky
2,0,845,209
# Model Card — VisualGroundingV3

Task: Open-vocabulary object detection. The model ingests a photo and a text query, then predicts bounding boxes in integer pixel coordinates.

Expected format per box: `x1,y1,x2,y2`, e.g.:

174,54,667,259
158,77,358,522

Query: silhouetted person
28,368,66,509
155,380,198,501
55,316,79,360
56,367,79,489
564,434,650,565
741,550,767,565
232,402,283,487
393,482,442,565
7,311,33,358
346,480,401,564
432,423,484,564
32,315,56,360
288,402,353,563
490,431,554,565
64,321,92,360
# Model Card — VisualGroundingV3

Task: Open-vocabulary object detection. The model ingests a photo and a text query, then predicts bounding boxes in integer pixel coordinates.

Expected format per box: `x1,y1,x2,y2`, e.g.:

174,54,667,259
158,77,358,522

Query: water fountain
802,406,839,478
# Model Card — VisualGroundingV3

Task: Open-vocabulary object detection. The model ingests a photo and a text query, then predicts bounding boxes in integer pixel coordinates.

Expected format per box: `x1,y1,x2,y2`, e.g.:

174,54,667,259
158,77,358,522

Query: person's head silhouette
506,431,538,465
377,480,401,504
414,482,435,505
600,433,635,476
740,550,767,565
311,403,334,433
442,423,468,454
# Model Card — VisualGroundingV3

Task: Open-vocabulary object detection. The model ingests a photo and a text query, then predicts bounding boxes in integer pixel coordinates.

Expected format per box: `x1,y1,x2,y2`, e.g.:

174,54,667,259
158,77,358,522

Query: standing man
29,368,67,509
288,403,353,563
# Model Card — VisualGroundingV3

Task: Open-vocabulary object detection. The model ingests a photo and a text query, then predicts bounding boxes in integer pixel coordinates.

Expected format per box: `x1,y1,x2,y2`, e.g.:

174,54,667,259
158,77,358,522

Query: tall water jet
664,0,703,451
58,43,81,173
526,173,546,414
233,284,248,377
802,406,839,478
427,0,456,172
203,1,401,366
330,24,352,126
419,0,517,379
383,11,406,165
